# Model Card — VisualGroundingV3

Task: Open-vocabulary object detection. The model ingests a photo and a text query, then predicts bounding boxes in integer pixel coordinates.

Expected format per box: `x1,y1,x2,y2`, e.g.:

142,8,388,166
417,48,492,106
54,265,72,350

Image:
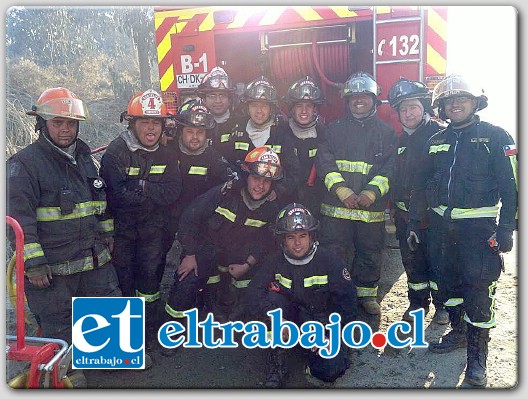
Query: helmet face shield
432,75,485,108
179,110,216,129
243,77,278,103
198,66,235,93
288,77,324,104
176,99,216,129
249,161,282,180
274,203,320,235
388,78,430,109
35,97,88,121
343,73,381,97
242,146,283,180
208,75,232,90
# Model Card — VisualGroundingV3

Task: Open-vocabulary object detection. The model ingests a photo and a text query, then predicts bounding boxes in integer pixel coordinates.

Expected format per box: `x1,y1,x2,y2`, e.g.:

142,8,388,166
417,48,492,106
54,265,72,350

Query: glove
495,227,514,253
406,222,421,252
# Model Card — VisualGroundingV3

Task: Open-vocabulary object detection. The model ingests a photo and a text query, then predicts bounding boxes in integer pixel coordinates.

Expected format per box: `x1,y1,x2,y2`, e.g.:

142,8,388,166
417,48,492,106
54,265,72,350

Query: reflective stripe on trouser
427,211,502,328
320,215,385,297
24,263,121,344
393,208,438,306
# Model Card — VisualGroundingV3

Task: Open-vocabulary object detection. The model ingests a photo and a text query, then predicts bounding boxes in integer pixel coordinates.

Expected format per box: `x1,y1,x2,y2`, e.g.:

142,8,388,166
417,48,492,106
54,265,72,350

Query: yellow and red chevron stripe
425,7,447,75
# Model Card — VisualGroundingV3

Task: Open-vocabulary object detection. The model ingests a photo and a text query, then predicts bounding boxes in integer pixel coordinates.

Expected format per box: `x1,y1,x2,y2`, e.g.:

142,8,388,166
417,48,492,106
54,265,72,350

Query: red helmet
27,87,88,121
241,147,283,180
121,89,169,122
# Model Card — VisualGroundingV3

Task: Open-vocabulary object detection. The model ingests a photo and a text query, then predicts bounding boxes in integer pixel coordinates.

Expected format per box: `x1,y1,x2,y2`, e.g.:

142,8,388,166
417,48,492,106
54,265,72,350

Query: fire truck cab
154,6,447,129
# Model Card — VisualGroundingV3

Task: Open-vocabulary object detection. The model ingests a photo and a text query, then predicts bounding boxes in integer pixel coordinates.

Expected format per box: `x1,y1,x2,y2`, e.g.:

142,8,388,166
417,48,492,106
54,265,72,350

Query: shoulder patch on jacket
503,144,517,156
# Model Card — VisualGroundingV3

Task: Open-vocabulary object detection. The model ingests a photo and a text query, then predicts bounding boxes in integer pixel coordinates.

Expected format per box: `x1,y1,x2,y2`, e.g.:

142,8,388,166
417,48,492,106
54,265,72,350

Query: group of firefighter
7,65,517,388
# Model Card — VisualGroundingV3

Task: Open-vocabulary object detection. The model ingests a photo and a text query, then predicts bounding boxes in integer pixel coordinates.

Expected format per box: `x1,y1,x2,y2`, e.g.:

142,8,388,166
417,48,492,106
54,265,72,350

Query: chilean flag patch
503,144,517,156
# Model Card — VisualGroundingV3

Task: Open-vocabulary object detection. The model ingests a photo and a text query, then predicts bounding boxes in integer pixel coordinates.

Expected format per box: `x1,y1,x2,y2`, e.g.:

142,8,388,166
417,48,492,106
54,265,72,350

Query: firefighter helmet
197,66,235,95
274,203,319,235
432,74,488,111
342,72,381,98
121,89,169,122
26,87,88,121
241,146,283,180
175,99,216,129
286,76,324,104
241,76,278,104
388,78,431,109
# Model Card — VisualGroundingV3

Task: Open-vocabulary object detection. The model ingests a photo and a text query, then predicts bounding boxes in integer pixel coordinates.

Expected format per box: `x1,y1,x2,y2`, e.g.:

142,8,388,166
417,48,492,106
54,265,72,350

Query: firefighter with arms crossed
387,78,448,324
100,89,182,346
408,75,518,386
162,147,283,345
283,76,327,215
7,87,121,385
315,72,396,315
247,203,356,388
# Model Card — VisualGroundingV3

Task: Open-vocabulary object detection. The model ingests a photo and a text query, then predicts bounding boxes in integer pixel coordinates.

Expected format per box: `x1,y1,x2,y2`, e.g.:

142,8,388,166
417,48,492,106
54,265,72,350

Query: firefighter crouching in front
162,147,283,354
246,203,357,388
7,87,122,386
387,78,448,325
407,75,518,387
99,89,182,352
283,76,327,217
315,72,396,316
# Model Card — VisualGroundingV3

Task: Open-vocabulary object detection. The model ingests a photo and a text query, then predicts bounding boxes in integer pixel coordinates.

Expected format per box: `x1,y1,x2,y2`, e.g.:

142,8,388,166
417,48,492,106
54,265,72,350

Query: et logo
71,297,145,369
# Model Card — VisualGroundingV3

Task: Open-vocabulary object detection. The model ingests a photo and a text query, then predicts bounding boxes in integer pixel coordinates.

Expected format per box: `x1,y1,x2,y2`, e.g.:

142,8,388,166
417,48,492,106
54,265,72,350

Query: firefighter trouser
320,215,385,299
165,250,257,322
251,292,350,383
427,211,502,327
112,220,165,299
393,208,441,307
24,263,121,344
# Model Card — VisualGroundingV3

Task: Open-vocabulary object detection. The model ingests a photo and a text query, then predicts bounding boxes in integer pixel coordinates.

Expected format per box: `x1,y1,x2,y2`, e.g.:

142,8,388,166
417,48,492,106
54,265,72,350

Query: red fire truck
153,5,447,129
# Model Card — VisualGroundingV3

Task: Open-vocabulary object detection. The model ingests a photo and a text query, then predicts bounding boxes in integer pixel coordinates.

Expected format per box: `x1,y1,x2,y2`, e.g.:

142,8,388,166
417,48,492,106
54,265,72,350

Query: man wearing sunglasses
161,147,283,352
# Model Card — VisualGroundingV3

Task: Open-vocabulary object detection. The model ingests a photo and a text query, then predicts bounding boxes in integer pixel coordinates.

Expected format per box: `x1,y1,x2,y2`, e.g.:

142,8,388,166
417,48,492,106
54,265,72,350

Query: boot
402,294,430,322
66,369,87,388
431,307,450,325
465,325,490,387
359,297,381,315
264,348,288,388
429,306,467,353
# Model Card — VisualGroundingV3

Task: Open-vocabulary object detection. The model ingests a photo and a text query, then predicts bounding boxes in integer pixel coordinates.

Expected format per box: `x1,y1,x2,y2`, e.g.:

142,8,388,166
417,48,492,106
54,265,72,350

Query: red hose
311,39,341,89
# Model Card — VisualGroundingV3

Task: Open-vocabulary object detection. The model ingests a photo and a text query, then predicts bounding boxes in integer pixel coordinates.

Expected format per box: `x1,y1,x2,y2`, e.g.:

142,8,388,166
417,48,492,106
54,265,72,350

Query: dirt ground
5,225,519,391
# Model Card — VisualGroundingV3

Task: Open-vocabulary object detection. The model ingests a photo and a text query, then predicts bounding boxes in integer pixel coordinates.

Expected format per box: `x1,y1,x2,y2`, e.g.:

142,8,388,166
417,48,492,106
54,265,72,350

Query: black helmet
175,99,216,129
197,66,235,96
286,76,324,104
241,76,278,104
388,78,431,109
342,72,381,98
274,203,319,235
432,74,488,112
